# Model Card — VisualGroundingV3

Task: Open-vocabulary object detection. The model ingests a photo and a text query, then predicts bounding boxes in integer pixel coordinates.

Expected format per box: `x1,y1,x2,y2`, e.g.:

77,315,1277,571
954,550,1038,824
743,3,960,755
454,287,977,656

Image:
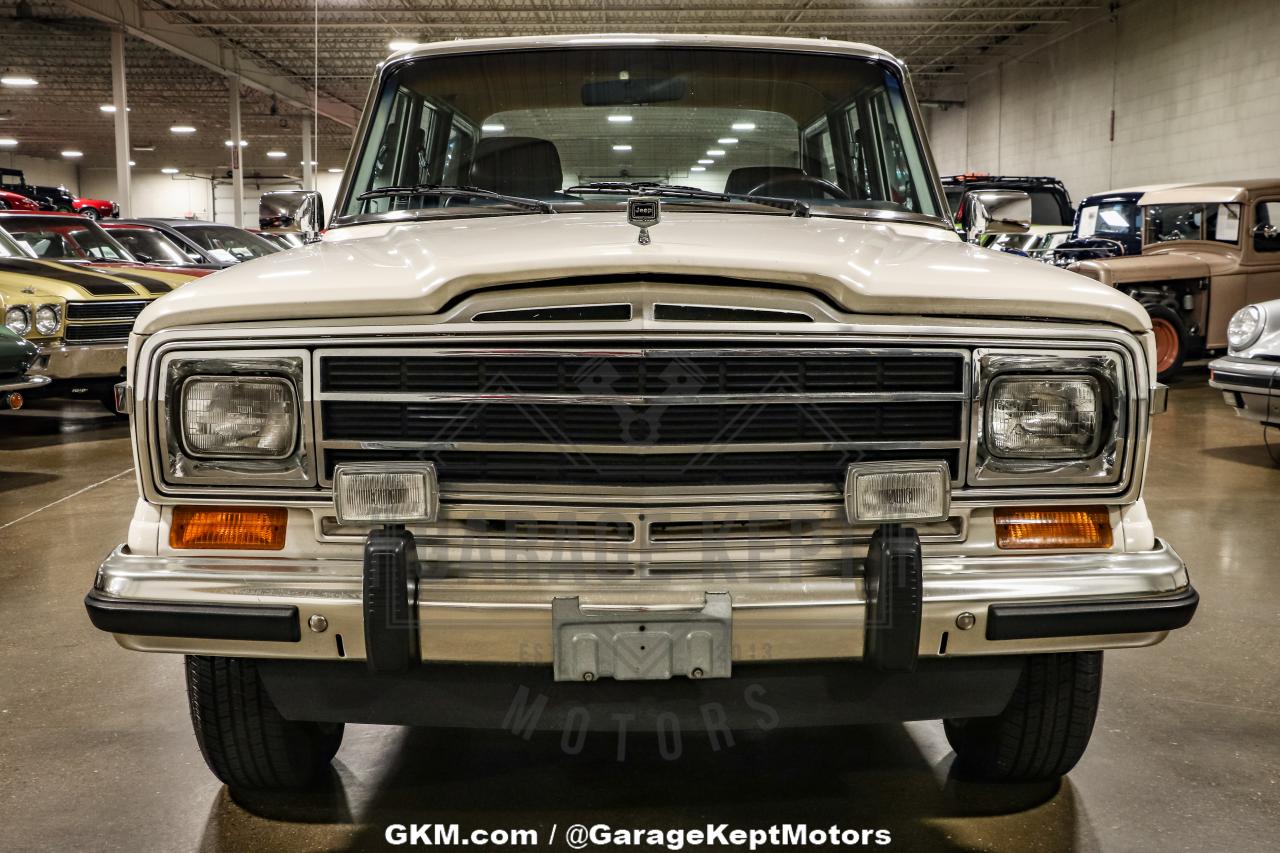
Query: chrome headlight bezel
1226,304,1265,352
157,350,316,488
970,350,1128,486
5,305,31,336
34,303,61,336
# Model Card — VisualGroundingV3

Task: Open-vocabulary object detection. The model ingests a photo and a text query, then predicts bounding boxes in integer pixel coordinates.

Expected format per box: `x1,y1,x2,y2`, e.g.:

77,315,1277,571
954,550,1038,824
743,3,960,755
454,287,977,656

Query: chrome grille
64,299,150,322
314,346,969,492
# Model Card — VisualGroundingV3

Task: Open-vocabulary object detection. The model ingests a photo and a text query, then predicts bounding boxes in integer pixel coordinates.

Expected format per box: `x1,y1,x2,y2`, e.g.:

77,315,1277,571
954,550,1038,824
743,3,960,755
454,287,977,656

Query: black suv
0,168,73,212
941,174,1074,227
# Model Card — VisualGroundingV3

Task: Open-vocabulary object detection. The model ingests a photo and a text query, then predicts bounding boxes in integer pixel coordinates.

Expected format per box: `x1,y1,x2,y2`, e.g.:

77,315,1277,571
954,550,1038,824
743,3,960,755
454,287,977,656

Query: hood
0,325,38,375
0,257,162,300
1069,250,1230,286
135,212,1152,335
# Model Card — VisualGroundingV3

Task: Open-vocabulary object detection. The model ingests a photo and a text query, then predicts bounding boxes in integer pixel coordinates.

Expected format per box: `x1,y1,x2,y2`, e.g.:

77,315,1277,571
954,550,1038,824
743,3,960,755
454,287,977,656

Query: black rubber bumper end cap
864,524,924,672
985,585,1200,641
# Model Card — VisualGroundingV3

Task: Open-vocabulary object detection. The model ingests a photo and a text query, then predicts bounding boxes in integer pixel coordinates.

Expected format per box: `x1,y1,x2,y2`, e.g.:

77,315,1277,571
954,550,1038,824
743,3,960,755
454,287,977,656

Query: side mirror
259,190,325,244
961,189,1032,244
1253,222,1280,252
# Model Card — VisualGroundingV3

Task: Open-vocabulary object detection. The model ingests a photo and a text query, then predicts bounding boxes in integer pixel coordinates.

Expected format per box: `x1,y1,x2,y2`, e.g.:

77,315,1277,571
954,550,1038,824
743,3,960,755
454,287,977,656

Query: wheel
56,205,74,213
80,207,100,220
185,656,344,791
944,651,1102,783
1144,303,1188,380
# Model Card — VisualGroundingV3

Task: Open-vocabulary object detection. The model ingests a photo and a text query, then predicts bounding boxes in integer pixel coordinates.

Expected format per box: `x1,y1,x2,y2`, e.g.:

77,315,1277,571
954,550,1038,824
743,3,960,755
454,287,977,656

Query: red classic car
0,211,213,279
0,189,43,212
72,197,120,220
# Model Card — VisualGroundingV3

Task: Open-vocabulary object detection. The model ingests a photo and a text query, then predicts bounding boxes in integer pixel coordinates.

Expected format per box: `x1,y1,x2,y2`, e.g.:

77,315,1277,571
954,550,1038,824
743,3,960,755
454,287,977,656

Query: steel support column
302,116,314,191
110,28,132,218
229,77,244,227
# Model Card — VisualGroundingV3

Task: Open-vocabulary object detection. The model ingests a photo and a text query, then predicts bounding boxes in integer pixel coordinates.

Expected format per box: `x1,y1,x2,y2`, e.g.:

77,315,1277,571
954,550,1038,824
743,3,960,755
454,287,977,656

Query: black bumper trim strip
985,586,1198,641
84,589,301,642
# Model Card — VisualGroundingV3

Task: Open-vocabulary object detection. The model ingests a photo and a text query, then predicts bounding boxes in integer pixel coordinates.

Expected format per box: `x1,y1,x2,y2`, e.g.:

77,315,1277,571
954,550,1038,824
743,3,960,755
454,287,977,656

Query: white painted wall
80,169,215,219
927,0,1280,203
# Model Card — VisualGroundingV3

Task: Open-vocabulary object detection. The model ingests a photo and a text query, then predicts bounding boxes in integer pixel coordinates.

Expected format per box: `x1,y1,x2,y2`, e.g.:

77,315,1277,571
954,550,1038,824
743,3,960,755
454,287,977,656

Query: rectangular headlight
181,376,298,458
986,375,1101,459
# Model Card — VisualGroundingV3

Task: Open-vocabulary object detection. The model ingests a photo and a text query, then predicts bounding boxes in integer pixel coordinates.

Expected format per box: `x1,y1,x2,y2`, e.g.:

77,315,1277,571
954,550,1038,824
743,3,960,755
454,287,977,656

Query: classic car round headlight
1226,305,1265,351
4,306,31,336
34,304,60,335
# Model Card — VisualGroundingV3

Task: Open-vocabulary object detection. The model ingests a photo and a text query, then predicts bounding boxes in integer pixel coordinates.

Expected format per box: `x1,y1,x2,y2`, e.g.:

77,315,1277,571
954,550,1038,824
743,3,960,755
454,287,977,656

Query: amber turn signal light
994,506,1112,550
170,506,288,550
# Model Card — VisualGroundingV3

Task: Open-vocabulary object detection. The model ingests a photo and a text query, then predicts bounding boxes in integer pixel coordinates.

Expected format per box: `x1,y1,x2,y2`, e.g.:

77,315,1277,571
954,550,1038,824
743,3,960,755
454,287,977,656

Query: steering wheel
746,174,849,200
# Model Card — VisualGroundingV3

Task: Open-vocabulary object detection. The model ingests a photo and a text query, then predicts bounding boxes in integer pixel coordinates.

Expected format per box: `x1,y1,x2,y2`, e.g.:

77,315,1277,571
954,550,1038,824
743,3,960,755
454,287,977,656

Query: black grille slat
63,322,135,343
325,449,960,488
321,354,963,395
322,400,962,445
63,300,150,322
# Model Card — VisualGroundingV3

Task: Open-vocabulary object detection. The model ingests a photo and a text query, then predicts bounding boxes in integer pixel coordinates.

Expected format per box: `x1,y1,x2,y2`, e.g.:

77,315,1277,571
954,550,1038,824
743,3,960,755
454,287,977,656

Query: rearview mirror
581,77,688,106
259,190,326,244
1253,222,1280,253
961,189,1032,244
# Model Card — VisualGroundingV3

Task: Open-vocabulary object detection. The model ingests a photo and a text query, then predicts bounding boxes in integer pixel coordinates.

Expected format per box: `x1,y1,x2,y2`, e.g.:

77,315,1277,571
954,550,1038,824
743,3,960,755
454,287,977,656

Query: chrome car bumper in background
30,342,126,380
88,539,1196,663
1209,355,1280,425
0,374,51,394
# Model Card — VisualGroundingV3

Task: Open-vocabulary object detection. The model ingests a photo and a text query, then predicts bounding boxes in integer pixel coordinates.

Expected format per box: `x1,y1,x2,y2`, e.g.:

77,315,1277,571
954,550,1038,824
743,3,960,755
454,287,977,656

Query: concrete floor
1,369,1276,852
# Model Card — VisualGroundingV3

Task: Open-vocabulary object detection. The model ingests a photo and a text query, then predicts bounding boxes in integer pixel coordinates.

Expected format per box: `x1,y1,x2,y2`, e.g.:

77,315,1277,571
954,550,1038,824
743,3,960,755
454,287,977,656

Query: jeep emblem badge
627,197,660,245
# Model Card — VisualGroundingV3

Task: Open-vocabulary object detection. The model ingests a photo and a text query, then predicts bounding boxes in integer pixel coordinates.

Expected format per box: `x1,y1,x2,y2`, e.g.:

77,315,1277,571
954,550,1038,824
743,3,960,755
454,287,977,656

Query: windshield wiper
357,184,556,214
566,181,811,218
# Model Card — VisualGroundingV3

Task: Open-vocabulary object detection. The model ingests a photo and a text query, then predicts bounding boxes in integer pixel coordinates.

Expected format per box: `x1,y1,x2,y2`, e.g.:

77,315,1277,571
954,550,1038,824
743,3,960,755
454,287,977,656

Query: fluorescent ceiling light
481,123,505,132
717,137,738,144
388,40,419,52
170,125,196,134
224,139,248,147
706,149,725,156
300,160,318,166
697,159,713,164
161,167,179,174
327,168,343,173
99,104,115,113
0,76,37,87
266,150,287,158
0,138,17,148
132,145,155,152
61,150,83,158
607,114,633,123
128,160,136,166
731,122,756,131
612,144,632,151
690,166,706,172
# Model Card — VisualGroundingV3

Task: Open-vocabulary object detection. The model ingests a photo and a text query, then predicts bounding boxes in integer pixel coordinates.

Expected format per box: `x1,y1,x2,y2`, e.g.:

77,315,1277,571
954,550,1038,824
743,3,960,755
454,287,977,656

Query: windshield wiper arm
567,181,810,218
356,184,556,214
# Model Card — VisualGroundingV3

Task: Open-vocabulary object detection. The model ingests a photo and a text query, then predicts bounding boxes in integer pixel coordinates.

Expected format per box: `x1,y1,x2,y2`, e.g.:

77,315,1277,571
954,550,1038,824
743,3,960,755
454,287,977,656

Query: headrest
724,166,805,196
469,136,563,198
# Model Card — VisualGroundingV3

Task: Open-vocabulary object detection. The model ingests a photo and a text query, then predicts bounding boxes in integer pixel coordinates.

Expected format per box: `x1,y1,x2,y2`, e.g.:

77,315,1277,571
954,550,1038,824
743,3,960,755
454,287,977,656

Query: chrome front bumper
89,540,1195,663
1209,355,1280,424
0,374,51,394
31,341,126,381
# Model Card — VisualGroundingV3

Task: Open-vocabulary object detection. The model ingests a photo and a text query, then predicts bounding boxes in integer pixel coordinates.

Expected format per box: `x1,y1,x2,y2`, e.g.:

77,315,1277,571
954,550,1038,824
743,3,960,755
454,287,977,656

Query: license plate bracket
552,593,732,682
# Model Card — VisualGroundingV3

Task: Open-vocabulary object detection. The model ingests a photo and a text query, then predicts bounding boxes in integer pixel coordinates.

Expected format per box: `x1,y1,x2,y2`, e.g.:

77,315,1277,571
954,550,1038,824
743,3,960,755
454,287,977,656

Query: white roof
1140,185,1248,206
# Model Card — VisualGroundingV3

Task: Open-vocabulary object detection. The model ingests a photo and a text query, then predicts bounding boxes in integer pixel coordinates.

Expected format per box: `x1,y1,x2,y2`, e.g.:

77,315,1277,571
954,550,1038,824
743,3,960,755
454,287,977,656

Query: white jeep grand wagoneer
86,34,1197,792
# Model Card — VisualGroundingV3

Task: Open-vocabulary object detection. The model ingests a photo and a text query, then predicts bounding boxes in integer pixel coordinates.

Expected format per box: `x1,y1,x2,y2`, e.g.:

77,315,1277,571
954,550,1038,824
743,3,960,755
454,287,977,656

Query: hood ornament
627,196,660,245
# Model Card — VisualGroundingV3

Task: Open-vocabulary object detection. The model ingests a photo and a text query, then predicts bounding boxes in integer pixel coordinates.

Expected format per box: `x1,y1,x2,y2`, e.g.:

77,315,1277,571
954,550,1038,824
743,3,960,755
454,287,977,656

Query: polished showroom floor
1,368,1276,853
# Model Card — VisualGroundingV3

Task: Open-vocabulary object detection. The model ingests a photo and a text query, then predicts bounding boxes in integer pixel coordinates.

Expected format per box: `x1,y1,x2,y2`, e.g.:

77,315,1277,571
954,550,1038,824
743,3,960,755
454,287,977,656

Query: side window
868,86,922,212
1255,201,1280,252
441,118,478,186
842,105,875,201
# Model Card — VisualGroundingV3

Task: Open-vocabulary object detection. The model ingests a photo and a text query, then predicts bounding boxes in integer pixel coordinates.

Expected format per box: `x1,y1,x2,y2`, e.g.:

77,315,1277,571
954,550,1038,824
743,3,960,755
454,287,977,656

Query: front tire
80,207,100,220
186,656,344,791
944,652,1102,783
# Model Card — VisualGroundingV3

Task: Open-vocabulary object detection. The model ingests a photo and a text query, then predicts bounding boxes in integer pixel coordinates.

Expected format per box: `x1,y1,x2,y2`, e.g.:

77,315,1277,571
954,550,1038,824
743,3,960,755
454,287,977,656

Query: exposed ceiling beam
58,0,360,128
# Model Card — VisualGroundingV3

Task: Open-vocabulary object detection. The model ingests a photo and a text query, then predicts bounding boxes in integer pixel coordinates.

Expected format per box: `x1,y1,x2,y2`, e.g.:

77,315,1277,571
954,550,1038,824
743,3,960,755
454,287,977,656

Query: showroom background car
1071,180,1280,379
0,323,49,410
1209,299,1280,435
128,218,281,267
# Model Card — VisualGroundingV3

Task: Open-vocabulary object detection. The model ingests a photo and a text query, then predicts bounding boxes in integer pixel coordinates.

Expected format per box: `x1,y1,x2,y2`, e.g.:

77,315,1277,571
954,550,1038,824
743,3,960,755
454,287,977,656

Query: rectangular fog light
334,463,439,525
845,462,950,524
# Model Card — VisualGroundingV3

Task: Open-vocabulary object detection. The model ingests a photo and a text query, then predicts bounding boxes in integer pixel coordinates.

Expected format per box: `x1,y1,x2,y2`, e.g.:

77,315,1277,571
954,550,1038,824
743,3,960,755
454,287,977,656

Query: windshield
341,47,941,221
1077,199,1141,241
1144,202,1242,245
0,227,38,258
0,215,134,261
107,226,198,265
173,224,278,263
